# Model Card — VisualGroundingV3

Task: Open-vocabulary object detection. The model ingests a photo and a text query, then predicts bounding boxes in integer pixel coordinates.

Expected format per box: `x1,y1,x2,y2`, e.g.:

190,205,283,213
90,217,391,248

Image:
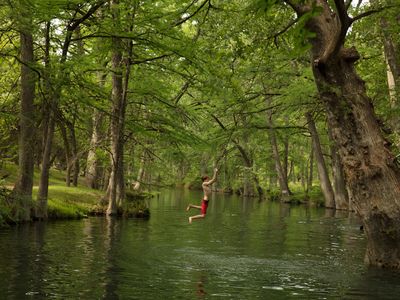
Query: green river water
1,189,400,299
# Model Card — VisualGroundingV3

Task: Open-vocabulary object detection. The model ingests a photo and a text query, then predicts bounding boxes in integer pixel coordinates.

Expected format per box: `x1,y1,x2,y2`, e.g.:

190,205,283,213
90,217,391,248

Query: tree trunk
283,117,290,178
288,0,400,267
268,148,277,190
266,100,291,198
381,18,400,84
59,122,72,187
13,18,36,221
86,70,105,189
235,142,263,198
306,143,313,194
86,9,107,190
36,112,55,219
36,21,52,220
133,149,146,191
381,17,400,133
106,47,124,215
37,2,104,218
305,112,335,208
68,123,79,187
106,0,128,214
328,124,349,210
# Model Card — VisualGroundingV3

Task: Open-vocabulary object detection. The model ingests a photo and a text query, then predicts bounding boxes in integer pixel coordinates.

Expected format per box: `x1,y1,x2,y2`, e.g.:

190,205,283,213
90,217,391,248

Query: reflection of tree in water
103,216,122,299
196,274,207,298
15,223,47,298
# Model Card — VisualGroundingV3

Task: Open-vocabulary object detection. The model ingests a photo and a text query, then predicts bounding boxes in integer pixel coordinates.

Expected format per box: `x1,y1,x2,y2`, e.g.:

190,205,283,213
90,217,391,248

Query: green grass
1,162,151,223
34,185,104,219
1,162,105,221
1,162,76,187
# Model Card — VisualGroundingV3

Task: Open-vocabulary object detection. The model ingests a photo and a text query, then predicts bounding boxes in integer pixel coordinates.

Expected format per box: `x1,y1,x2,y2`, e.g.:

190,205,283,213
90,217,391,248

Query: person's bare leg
189,214,205,224
186,204,201,211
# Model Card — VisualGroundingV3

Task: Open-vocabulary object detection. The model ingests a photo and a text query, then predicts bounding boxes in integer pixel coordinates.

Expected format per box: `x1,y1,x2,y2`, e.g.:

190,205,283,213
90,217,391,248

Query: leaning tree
275,0,400,267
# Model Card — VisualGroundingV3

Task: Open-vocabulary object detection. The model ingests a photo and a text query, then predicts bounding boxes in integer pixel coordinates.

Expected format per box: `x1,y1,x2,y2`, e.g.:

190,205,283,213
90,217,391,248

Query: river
1,189,400,299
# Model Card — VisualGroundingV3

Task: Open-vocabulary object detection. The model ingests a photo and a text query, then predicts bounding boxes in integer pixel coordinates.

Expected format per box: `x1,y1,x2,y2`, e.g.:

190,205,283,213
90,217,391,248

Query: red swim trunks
201,199,209,215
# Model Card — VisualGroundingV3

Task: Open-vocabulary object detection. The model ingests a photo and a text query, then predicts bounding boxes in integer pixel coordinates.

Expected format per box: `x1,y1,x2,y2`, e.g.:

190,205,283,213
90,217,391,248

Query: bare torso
202,182,211,200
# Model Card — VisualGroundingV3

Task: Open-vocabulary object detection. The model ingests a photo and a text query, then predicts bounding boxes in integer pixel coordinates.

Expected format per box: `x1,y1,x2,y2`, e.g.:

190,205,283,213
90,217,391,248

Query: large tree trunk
13,15,36,221
106,44,124,215
36,21,53,220
106,0,129,214
305,112,335,208
287,0,400,267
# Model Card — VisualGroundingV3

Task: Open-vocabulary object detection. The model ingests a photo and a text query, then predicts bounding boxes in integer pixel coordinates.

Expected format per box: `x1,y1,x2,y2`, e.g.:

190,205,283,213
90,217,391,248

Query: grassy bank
0,163,150,225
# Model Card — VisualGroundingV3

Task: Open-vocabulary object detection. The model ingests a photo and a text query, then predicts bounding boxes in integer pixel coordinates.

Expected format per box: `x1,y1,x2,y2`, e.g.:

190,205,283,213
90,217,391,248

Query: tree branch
174,0,210,27
333,0,351,49
130,54,172,65
345,0,352,11
270,17,298,46
350,5,392,23
61,1,106,60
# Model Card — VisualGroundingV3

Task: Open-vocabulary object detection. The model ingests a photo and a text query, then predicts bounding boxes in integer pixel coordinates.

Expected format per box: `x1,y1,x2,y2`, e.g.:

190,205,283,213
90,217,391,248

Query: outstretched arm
204,168,218,185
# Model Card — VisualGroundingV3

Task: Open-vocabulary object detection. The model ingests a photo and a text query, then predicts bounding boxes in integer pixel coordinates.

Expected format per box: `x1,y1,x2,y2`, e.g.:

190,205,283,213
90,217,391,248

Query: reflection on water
1,189,400,299
196,274,207,298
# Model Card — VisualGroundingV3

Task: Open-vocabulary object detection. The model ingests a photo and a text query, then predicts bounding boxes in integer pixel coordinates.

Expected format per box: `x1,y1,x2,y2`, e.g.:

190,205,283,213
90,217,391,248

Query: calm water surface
1,189,400,299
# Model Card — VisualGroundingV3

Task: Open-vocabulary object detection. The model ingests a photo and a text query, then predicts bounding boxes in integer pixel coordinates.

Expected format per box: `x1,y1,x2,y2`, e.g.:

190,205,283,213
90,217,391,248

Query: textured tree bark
106,43,124,215
13,15,36,221
306,112,335,208
106,0,129,214
286,0,400,267
36,21,52,220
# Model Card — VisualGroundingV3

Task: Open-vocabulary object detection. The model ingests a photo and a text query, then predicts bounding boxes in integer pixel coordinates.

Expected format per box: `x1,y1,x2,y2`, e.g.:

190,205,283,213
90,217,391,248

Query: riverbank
0,163,150,226
184,180,324,206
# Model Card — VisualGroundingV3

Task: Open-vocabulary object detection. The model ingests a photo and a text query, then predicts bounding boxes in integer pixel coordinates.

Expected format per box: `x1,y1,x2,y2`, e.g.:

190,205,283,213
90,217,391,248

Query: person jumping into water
186,168,219,224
